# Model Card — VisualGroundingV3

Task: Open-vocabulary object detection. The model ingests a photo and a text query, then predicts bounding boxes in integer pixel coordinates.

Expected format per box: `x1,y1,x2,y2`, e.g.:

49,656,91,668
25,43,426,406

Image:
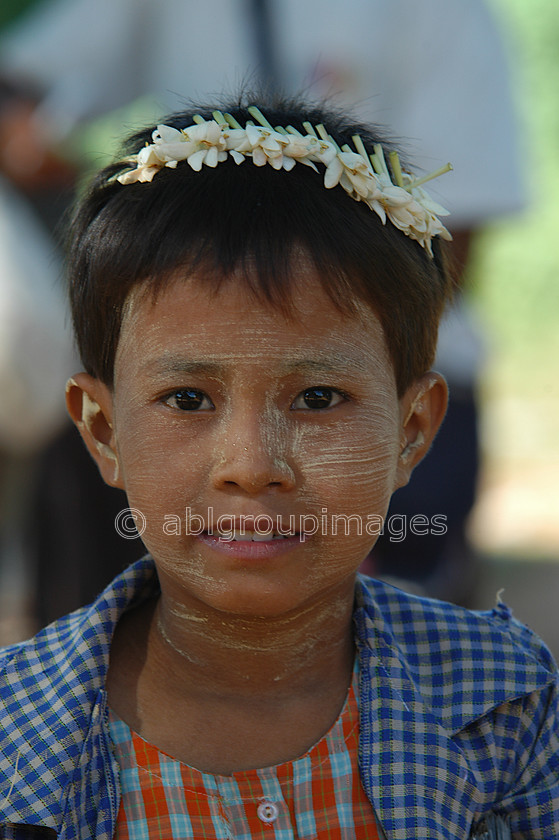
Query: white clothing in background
0,0,524,226
0,178,75,451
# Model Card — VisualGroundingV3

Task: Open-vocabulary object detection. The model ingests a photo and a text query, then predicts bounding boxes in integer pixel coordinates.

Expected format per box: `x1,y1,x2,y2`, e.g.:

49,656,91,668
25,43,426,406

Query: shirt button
257,800,279,823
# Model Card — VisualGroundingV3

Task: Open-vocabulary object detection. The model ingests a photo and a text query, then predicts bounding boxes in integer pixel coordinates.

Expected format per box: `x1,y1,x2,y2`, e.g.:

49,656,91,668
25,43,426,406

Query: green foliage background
476,0,559,399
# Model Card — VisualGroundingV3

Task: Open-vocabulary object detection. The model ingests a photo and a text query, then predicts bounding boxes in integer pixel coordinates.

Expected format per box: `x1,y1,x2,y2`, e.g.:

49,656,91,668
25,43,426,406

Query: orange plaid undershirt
109,664,380,839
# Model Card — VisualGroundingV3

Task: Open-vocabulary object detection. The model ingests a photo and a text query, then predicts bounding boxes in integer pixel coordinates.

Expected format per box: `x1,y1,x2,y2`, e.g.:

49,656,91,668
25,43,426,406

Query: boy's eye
164,389,214,411
291,387,345,411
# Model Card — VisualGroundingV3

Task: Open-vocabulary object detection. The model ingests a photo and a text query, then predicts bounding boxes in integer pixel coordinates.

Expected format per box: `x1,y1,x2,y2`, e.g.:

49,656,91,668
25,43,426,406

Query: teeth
215,530,294,541
230,532,253,542
252,531,274,542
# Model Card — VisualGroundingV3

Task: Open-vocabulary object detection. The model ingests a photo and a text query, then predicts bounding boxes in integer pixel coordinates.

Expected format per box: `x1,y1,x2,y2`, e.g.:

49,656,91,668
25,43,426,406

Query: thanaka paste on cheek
205,328,399,590
110,270,404,654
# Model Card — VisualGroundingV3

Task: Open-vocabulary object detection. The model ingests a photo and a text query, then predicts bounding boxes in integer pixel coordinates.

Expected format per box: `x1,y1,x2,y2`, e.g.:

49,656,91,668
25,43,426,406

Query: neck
148,581,356,700
107,577,358,772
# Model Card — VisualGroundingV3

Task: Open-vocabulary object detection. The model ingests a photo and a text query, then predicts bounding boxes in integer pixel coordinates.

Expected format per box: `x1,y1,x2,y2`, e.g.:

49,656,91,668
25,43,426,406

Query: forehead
115,266,395,383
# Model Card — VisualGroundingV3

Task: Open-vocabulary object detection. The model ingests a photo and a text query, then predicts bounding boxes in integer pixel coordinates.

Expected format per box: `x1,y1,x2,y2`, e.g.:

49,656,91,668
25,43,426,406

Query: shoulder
0,557,157,827
356,573,556,670
0,557,157,733
354,574,558,732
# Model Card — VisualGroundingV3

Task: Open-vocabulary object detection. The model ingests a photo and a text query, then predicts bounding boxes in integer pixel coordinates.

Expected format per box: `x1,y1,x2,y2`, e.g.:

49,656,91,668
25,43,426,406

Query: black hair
67,93,454,395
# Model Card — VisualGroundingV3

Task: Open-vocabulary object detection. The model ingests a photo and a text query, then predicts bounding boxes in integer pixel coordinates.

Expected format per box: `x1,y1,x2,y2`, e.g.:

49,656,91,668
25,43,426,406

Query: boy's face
69,263,446,618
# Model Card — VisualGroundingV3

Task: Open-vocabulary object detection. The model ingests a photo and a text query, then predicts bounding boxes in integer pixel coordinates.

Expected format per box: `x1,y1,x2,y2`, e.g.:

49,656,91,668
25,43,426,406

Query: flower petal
187,149,207,171
204,146,219,168
252,147,267,166
153,124,184,143
324,156,344,188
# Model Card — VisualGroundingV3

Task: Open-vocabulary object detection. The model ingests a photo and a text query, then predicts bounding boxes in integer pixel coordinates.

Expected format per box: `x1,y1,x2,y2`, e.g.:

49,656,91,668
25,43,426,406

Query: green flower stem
405,162,453,191
224,113,242,129
212,111,228,126
389,151,405,187
352,135,374,172
247,106,273,128
373,144,389,177
369,153,382,175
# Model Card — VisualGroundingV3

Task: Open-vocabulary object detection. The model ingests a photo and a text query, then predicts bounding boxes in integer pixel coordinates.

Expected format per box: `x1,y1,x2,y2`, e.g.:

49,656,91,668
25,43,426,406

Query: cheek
111,408,202,518
113,420,207,570
297,403,400,498
291,412,401,581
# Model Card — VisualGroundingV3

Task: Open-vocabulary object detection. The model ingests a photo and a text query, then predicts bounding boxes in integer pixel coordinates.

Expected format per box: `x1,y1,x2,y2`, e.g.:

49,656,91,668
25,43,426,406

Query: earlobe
65,373,123,488
395,372,448,489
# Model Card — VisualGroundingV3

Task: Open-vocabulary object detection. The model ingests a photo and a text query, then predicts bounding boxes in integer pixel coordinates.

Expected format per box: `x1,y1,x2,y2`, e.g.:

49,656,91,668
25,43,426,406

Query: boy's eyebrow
141,358,224,377
281,357,358,373
141,354,363,377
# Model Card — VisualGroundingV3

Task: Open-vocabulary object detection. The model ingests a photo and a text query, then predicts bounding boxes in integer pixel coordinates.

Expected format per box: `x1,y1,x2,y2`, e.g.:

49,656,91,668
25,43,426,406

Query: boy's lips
202,516,299,538
195,518,306,560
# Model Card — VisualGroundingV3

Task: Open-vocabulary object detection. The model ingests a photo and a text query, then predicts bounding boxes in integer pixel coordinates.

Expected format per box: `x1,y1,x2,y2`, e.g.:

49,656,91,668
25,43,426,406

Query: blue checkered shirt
1,557,558,839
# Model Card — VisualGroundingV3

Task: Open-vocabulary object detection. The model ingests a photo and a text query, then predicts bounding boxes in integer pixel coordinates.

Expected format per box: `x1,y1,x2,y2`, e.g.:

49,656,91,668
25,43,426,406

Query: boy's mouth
210,528,298,542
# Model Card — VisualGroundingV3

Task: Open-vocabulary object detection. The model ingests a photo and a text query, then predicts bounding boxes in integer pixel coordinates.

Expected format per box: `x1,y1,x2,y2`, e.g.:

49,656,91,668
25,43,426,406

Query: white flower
117,161,160,184
150,124,197,164
230,125,292,170
115,114,452,255
282,135,323,171
338,152,374,198
323,154,344,189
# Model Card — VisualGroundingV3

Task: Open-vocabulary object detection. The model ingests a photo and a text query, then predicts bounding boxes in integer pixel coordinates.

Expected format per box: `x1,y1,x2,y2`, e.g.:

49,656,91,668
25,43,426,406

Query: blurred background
0,0,557,654
466,0,559,654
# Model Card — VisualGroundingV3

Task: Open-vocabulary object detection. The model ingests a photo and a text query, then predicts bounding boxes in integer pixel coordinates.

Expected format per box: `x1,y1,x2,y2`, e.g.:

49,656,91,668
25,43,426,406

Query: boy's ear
395,372,448,489
65,373,124,489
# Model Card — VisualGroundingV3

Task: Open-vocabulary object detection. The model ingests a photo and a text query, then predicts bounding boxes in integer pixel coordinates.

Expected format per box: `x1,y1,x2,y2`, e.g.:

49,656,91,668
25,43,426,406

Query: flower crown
117,106,452,256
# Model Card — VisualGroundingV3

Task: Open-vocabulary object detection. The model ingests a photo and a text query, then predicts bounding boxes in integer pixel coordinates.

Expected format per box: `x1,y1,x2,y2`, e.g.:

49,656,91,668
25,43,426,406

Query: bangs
67,97,452,393
80,157,384,304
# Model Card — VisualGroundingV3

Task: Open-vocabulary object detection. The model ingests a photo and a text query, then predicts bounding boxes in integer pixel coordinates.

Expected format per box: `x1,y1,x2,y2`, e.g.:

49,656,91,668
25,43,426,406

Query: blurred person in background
0,0,523,627
0,0,77,643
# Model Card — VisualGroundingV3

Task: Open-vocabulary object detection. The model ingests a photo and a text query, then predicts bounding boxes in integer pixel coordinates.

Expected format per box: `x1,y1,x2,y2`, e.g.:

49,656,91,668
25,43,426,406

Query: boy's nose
211,414,296,495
